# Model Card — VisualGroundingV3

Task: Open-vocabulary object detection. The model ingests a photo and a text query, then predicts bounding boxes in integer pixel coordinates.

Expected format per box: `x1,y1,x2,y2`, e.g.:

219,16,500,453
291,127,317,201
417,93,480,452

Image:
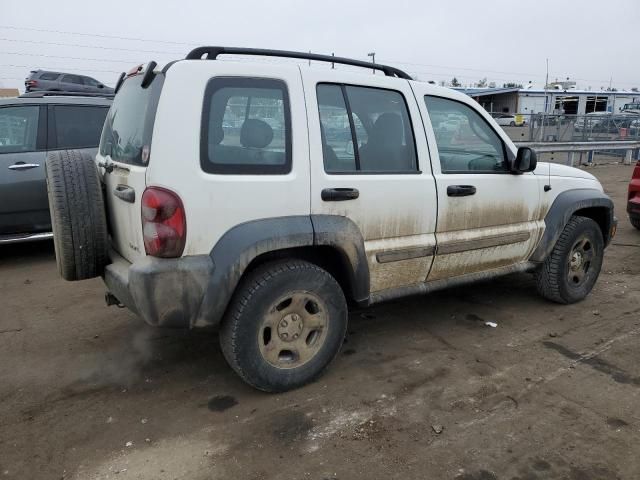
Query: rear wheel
630,217,640,230
45,150,108,281
536,216,604,304
219,260,348,392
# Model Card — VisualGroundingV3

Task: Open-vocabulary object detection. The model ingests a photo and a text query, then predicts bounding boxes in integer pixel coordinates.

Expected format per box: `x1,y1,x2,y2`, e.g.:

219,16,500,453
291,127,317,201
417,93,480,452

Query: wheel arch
529,188,615,263
194,215,370,328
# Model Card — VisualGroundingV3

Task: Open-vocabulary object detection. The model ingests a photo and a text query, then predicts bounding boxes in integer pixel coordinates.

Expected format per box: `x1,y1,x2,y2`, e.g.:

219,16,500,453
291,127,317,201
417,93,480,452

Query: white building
457,86,640,115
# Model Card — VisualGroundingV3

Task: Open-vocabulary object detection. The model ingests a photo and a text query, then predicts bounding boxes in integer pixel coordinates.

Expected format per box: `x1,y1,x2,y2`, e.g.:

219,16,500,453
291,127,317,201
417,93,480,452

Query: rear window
99,74,163,165
52,105,109,149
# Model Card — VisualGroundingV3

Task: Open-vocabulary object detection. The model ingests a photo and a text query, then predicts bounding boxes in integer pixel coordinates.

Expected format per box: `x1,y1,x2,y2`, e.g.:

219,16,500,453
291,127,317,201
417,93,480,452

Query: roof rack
20,91,115,99
185,46,413,80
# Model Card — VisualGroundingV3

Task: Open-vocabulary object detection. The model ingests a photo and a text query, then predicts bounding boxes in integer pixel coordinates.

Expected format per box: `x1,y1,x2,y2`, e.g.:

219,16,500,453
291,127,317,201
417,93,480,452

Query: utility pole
367,52,376,74
544,58,549,113
331,53,335,69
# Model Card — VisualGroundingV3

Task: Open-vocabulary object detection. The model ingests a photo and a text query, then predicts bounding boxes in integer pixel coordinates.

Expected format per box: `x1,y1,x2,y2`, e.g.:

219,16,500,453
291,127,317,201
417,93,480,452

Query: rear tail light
141,187,186,258
25,80,38,87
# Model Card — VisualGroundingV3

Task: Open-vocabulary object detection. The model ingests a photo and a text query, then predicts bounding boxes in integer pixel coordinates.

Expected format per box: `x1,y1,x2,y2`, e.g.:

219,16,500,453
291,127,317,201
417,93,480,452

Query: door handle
321,187,359,202
8,163,40,171
447,185,476,197
114,184,135,203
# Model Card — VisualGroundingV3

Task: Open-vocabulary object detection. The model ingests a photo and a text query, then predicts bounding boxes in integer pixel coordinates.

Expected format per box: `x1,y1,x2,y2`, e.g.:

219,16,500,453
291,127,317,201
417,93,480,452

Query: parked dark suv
25,70,115,94
0,92,111,243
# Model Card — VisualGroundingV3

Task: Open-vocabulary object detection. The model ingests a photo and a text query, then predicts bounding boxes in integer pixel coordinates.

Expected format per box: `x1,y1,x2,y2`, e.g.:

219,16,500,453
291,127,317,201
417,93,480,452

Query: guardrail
514,140,640,166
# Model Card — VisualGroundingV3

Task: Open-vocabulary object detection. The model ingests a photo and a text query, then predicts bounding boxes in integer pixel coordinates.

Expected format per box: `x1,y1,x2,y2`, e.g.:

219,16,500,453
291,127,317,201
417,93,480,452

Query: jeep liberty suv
45,47,616,392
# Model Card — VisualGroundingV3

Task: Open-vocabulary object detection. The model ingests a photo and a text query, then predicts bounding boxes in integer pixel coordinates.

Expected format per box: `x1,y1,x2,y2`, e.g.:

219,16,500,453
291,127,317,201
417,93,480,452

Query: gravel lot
1,163,639,480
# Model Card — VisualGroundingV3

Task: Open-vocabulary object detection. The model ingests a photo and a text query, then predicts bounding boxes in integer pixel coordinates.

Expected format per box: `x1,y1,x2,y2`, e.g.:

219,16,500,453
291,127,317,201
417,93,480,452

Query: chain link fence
494,112,640,165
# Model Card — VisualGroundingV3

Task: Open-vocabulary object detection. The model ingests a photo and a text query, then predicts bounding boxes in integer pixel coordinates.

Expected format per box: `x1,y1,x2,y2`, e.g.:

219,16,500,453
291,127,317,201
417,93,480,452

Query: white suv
45,47,616,392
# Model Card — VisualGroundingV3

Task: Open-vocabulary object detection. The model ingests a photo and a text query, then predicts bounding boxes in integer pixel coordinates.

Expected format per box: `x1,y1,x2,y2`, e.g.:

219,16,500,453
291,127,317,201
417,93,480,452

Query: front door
414,89,543,280
0,104,49,235
302,70,438,294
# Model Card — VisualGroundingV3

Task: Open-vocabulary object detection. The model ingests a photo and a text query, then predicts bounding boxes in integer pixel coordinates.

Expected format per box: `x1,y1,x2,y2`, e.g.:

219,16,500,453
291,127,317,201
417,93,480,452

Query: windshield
99,74,163,165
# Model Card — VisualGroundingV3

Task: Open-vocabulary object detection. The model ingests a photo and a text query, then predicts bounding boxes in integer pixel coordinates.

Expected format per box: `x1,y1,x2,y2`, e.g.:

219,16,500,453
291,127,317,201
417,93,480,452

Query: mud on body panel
428,221,545,281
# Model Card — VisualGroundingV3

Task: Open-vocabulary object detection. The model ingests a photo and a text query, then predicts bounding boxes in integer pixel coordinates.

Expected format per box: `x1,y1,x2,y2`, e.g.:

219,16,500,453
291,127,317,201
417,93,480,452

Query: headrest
371,112,403,144
240,119,273,149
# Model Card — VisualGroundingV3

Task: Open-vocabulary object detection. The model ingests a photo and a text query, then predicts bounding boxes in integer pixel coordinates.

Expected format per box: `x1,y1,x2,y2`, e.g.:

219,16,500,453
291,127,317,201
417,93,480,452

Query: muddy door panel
302,70,437,294
417,93,543,280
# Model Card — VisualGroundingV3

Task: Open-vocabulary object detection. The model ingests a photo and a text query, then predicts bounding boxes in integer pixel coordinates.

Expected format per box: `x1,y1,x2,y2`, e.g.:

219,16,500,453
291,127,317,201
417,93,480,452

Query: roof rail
20,91,115,99
185,46,413,80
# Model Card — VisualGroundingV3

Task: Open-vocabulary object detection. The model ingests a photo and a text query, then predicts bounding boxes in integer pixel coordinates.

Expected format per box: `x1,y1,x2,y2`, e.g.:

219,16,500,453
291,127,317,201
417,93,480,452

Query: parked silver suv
25,70,115,94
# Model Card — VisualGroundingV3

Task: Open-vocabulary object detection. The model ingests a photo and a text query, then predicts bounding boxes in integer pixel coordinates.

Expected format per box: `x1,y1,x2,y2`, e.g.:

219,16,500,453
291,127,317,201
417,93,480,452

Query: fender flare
311,214,370,304
194,215,369,327
529,188,614,263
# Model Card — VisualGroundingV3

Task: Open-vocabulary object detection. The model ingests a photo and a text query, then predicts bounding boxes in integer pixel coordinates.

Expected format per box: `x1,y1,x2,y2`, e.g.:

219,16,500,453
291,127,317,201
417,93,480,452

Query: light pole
367,52,376,74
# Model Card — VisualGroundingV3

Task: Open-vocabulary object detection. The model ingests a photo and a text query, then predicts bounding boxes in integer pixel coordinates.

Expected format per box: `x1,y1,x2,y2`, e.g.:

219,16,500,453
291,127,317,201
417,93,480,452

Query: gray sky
2,0,639,91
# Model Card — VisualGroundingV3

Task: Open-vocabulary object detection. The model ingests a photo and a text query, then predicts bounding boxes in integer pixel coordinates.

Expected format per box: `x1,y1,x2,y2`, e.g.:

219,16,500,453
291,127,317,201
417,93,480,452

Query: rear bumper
103,250,214,328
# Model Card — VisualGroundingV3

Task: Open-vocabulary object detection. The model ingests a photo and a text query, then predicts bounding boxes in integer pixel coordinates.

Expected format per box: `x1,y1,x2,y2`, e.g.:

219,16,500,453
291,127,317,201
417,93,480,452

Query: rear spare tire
45,150,108,281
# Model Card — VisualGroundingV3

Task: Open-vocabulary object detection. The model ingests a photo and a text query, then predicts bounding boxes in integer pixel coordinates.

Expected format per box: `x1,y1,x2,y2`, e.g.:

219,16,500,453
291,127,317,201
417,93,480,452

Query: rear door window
201,77,291,174
316,83,418,173
51,105,109,149
39,72,60,81
99,74,164,165
0,106,40,153
83,77,101,87
62,75,83,85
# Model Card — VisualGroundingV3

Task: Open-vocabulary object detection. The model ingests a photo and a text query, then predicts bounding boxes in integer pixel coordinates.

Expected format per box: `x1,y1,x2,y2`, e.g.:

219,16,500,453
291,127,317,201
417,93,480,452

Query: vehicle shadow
100,271,544,396
0,240,55,265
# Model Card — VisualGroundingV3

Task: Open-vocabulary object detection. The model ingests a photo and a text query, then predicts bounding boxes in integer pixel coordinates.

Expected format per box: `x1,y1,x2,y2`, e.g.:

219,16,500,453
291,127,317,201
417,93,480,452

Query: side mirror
98,84,104,88
512,147,537,173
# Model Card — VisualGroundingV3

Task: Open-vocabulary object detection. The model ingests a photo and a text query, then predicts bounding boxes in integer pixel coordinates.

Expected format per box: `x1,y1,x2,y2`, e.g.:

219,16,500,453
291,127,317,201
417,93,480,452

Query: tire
510,121,516,126
536,216,604,304
630,217,640,230
45,150,109,281
220,260,348,392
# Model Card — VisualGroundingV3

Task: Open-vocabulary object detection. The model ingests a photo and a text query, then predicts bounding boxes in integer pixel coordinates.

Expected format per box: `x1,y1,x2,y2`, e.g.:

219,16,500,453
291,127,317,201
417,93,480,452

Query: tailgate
97,71,164,263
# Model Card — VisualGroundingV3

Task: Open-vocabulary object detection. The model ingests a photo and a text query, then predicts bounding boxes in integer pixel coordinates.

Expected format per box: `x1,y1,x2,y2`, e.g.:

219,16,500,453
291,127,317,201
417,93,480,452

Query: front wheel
219,260,348,392
630,216,640,230
536,216,604,304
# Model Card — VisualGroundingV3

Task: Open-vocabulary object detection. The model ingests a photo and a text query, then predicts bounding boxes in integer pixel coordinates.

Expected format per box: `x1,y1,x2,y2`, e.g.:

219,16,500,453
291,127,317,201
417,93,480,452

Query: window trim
317,82,421,175
200,76,292,175
424,94,510,175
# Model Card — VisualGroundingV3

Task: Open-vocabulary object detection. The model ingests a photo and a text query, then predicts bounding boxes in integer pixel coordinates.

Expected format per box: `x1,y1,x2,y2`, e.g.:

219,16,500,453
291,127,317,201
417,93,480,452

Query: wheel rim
258,291,329,369
567,235,595,287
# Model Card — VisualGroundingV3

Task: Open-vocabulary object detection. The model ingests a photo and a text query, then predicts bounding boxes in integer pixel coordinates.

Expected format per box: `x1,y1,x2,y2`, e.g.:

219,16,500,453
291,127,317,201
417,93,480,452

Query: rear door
0,104,48,235
98,74,162,262
413,87,543,280
302,70,438,294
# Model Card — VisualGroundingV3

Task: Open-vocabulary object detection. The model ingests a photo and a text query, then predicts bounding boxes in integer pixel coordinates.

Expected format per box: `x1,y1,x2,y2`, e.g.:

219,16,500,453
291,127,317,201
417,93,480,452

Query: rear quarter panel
145,61,311,256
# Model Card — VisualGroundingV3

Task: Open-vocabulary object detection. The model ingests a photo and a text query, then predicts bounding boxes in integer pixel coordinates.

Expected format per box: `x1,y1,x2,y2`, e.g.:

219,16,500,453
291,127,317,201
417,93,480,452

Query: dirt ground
1,163,639,480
